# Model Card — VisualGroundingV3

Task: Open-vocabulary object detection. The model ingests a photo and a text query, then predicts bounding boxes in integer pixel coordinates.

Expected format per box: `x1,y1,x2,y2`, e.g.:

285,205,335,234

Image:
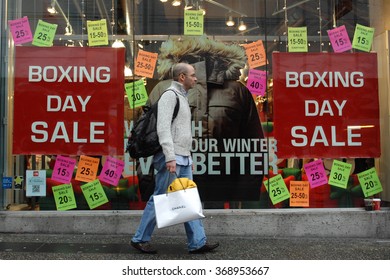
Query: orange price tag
134,50,158,78
75,155,100,183
289,181,310,207
244,40,267,69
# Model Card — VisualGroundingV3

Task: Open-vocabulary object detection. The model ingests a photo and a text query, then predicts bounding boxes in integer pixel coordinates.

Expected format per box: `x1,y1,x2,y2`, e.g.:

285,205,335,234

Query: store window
1,0,386,211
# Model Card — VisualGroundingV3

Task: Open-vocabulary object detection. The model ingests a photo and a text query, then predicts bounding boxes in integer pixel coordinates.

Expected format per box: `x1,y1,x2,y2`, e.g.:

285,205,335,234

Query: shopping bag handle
174,172,187,191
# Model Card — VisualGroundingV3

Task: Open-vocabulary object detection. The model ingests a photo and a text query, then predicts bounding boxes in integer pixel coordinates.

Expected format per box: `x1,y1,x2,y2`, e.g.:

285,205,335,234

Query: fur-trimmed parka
149,36,265,202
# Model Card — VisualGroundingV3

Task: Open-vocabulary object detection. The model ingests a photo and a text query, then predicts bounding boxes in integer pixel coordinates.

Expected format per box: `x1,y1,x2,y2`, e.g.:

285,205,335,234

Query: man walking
131,63,219,254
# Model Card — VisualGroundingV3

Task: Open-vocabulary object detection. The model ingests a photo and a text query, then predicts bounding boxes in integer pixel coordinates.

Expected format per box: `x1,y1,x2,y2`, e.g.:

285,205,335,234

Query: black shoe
189,242,219,254
131,241,157,254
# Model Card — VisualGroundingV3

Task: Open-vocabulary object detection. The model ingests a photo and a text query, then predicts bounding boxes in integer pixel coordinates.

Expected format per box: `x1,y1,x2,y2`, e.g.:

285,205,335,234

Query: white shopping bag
154,187,205,228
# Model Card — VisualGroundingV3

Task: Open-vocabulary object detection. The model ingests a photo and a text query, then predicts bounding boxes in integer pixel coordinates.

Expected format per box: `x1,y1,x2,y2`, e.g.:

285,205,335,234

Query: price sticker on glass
184,10,204,36
134,50,158,78
87,19,109,46
327,25,352,53
303,159,328,188
289,181,310,207
81,179,109,209
357,167,383,197
75,155,100,183
32,19,57,47
288,27,308,52
8,16,33,45
125,79,148,108
246,69,267,96
52,184,77,211
51,155,76,184
352,24,374,52
244,40,267,69
264,174,290,205
328,160,352,189
98,156,125,186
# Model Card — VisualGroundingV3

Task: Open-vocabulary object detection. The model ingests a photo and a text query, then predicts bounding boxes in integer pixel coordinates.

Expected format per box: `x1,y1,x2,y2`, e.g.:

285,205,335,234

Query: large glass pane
2,0,384,212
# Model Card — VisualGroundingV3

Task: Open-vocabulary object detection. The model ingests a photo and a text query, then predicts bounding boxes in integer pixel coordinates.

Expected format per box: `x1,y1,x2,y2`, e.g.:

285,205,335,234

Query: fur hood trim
157,35,246,80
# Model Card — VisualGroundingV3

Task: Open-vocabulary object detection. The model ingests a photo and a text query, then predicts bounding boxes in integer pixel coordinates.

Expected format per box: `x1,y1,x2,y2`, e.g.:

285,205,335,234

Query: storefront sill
0,208,389,238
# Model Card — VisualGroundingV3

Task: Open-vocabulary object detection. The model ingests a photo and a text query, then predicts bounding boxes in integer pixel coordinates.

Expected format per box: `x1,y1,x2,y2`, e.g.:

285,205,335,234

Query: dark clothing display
149,60,264,201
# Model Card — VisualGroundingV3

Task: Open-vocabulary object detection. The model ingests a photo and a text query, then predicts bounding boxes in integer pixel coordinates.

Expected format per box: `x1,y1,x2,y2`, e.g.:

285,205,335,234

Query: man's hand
166,160,176,173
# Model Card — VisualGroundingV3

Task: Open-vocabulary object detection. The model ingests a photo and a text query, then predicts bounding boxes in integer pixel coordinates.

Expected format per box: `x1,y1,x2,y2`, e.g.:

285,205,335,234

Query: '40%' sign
98,156,125,186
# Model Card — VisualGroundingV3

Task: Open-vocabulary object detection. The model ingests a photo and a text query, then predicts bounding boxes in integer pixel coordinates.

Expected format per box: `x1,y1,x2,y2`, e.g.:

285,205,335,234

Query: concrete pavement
1,208,390,238
1,233,390,260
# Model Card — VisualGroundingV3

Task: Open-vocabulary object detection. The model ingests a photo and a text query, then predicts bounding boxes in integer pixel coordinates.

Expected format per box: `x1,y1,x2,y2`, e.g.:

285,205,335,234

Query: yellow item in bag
168,178,197,193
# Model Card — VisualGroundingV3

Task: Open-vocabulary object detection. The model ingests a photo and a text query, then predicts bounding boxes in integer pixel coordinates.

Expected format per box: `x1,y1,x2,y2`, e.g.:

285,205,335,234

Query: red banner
13,46,125,155
273,52,380,158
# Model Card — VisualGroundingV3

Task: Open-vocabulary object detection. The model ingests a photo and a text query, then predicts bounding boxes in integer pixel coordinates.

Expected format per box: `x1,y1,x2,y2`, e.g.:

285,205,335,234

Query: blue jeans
131,152,207,251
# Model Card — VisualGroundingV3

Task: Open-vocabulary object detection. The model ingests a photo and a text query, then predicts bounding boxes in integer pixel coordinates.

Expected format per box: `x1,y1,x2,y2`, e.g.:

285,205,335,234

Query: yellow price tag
288,27,308,52
87,19,108,46
184,10,204,36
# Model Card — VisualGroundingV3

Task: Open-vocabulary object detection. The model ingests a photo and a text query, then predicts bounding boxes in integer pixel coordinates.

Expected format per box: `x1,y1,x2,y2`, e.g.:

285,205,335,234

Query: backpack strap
172,92,180,120
157,88,180,122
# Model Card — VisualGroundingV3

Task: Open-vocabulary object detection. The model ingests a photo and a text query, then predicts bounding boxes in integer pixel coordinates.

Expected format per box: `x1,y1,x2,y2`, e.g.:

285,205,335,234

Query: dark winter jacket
149,36,265,201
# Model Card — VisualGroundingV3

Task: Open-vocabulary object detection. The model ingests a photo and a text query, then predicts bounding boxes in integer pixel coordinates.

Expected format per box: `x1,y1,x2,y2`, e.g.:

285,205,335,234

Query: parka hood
157,35,247,83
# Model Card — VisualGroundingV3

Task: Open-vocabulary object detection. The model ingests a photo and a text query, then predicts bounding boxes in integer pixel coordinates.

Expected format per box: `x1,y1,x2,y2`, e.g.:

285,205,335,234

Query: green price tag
264,174,290,205
87,19,108,46
32,19,57,47
288,27,308,52
81,179,109,209
357,167,383,197
184,10,204,36
328,160,352,189
52,184,77,211
125,79,148,108
352,24,374,52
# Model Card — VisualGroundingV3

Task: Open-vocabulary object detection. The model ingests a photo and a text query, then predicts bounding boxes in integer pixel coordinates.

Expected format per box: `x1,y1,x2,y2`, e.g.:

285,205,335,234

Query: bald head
172,63,192,81
172,63,197,91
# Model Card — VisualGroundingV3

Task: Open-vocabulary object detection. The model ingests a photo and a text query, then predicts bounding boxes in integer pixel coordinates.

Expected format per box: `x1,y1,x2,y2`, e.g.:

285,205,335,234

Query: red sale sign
13,46,125,155
273,52,380,158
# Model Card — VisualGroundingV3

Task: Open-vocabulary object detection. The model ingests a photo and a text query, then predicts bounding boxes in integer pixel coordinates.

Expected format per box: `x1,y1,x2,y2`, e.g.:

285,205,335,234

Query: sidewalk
2,209,390,238
1,233,390,260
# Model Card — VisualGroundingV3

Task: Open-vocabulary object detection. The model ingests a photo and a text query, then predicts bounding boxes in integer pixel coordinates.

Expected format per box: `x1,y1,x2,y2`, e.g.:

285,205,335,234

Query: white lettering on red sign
47,95,91,112
28,66,111,83
305,100,347,116
291,126,362,147
286,71,364,88
31,121,105,143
